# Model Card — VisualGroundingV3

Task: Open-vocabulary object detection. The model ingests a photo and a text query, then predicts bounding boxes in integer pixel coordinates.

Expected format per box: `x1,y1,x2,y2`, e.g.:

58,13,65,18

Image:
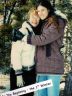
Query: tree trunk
64,72,72,96
6,1,16,24
52,0,55,7
3,0,7,24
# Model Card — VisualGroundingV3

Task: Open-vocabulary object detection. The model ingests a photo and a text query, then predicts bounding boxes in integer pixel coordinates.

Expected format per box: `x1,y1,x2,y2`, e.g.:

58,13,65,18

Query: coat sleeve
27,23,64,46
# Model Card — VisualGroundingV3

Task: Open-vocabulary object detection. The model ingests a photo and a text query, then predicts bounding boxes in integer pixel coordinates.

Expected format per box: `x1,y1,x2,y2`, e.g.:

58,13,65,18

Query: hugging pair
10,0,67,96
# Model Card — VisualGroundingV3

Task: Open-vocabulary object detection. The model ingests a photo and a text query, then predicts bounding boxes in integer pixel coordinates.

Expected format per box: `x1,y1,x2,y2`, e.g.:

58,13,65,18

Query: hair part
36,0,55,17
26,7,39,20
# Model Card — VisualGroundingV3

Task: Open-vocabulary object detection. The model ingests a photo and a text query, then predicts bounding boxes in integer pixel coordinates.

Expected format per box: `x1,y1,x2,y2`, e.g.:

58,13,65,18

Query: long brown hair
45,15,63,32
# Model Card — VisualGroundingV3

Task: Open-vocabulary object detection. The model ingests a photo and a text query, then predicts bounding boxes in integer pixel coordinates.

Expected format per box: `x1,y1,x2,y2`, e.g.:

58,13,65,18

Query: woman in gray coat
26,1,67,96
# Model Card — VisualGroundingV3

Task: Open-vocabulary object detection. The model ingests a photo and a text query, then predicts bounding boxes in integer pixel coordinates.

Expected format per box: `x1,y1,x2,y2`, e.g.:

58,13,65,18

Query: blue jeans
35,74,61,96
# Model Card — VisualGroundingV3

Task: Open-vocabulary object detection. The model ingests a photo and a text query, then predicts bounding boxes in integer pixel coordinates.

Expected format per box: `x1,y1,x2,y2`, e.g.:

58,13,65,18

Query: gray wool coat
27,16,67,74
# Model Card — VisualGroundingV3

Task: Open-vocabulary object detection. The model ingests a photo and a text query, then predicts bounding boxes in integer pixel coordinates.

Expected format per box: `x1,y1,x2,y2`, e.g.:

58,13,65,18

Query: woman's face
29,14,40,27
37,5,49,20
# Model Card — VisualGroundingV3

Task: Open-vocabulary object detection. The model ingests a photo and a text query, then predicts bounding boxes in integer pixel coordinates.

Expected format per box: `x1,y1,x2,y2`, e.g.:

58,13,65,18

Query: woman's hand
17,75,24,87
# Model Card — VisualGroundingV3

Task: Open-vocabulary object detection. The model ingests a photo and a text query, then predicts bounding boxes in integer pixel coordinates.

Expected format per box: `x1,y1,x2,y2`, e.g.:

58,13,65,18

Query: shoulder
55,10,67,26
55,10,67,20
48,14,67,29
57,16,67,29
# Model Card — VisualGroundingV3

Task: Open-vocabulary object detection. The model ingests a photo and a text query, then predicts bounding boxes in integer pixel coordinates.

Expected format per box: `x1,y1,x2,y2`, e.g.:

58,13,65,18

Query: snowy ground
0,74,10,94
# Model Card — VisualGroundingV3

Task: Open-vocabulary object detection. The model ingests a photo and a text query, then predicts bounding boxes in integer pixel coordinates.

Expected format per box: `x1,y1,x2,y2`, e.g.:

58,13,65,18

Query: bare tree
3,0,17,24
52,0,55,7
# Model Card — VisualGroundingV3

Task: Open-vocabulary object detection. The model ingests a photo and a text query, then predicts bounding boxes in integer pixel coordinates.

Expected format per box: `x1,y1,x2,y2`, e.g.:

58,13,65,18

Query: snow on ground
0,74,10,94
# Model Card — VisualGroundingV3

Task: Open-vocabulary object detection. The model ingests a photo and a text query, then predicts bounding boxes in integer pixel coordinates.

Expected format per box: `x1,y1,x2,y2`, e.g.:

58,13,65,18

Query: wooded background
0,0,72,75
